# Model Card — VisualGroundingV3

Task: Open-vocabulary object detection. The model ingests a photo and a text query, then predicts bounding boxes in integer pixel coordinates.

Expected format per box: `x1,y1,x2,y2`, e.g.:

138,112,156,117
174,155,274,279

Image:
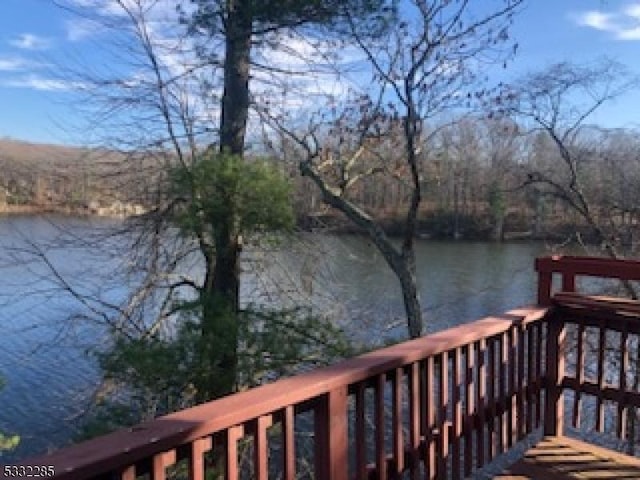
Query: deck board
494,436,640,479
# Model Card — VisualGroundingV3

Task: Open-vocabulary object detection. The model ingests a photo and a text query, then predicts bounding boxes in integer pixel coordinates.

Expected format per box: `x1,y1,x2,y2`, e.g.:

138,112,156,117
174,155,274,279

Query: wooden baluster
464,343,475,477
487,337,497,462
617,328,629,440
535,322,543,429
516,324,525,441
190,437,212,480
375,374,387,479
618,327,629,440
526,326,535,435
314,386,348,480
225,426,243,480
425,357,436,480
452,347,462,480
508,327,517,447
476,339,487,469
393,367,404,476
544,313,566,437
254,415,272,480
437,352,449,478
120,466,136,480
596,321,606,432
355,383,367,480
572,323,586,429
282,406,296,480
151,450,176,480
499,332,508,453
409,362,421,480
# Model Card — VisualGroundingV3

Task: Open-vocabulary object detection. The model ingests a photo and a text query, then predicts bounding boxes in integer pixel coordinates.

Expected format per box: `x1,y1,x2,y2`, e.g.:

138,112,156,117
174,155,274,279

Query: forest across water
2,130,638,244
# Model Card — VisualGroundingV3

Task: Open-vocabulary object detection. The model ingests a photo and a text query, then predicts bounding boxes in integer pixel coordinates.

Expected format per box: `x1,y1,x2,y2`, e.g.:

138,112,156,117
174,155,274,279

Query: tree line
4,113,640,246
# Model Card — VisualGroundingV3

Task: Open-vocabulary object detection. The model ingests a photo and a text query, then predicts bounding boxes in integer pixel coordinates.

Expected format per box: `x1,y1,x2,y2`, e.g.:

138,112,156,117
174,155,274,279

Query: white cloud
618,27,640,40
57,2,355,122
252,32,359,110
625,4,640,20
0,57,29,72
573,3,640,41
10,34,52,50
66,18,103,42
575,11,614,31
0,56,45,72
64,0,182,41
2,76,82,92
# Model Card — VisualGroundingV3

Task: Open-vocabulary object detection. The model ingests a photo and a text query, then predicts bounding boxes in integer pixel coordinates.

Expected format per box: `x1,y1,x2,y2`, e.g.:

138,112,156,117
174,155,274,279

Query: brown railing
17,255,640,479
535,254,640,305
536,255,640,446
19,308,548,479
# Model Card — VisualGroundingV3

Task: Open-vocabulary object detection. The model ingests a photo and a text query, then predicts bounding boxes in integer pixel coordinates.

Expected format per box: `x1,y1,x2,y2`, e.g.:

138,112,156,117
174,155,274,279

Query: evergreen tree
182,0,395,397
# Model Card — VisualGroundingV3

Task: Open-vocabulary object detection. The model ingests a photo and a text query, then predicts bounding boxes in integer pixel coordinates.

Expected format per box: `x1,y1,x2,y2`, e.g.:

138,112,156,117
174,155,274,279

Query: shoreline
0,202,144,219
0,207,611,244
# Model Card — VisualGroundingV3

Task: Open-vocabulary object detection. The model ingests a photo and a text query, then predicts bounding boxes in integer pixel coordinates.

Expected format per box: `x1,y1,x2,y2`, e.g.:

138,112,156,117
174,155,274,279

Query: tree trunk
491,214,505,242
198,288,239,401
394,254,422,339
211,223,241,311
300,161,423,338
197,225,241,402
197,1,252,401
532,190,544,238
220,1,252,155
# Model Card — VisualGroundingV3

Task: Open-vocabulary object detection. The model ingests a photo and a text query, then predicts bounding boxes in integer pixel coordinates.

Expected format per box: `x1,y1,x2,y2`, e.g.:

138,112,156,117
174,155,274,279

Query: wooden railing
535,254,640,305
16,255,640,479
19,307,548,480
536,255,640,446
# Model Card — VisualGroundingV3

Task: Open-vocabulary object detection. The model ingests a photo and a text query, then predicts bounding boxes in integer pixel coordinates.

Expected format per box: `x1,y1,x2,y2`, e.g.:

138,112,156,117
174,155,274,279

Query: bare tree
263,0,523,338
505,59,640,452
506,59,638,261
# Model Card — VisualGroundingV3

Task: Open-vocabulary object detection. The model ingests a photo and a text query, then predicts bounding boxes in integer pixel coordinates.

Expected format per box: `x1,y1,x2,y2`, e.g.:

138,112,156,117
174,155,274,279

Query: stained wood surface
495,436,640,479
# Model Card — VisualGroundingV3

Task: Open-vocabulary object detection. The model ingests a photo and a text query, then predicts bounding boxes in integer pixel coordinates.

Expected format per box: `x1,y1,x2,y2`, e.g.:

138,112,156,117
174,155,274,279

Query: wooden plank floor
494,436,640,479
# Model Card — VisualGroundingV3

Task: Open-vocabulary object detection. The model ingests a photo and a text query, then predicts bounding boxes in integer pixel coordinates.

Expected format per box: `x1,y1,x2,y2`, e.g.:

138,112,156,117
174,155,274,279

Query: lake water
0,215,549,462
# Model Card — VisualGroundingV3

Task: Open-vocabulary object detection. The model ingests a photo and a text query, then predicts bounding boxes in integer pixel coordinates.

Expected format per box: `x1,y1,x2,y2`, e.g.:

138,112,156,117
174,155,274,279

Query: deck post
314,385,349,480
535,258,553,305
561,271,576,293
544,312,566,437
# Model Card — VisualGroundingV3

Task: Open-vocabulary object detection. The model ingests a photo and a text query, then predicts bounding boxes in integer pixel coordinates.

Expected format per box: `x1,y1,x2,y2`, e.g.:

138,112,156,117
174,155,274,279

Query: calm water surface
0,216,548,461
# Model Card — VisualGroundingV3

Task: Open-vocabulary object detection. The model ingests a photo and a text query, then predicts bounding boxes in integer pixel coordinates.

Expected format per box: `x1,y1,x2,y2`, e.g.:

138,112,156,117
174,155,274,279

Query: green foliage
77,328,200,441
189,0,396,36
488,181,506,217
0,434,19,452
237,306,353,386
80,305,352,439
170,152,294,239
0,377,19,452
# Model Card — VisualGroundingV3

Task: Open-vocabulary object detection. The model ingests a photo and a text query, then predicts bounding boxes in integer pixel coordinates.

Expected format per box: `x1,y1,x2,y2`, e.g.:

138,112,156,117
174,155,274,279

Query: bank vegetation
3,117,640,245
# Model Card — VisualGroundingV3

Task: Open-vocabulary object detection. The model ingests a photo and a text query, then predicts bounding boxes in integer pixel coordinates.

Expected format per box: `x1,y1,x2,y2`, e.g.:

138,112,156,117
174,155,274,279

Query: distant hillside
0,138,89,166
0,139,149,216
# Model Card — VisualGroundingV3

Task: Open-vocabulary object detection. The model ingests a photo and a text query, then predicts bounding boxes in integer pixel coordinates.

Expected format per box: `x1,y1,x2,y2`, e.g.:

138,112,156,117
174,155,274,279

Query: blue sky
1,0,639,145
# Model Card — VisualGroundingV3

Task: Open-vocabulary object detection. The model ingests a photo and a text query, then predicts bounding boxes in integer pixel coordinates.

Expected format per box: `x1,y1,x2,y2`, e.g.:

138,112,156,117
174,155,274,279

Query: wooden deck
496,436,640,479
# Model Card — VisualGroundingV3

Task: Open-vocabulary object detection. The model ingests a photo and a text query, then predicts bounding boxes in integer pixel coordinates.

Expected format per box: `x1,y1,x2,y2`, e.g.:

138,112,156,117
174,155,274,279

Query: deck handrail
536,255,640,439
20,307,548,480
535,255,640,305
